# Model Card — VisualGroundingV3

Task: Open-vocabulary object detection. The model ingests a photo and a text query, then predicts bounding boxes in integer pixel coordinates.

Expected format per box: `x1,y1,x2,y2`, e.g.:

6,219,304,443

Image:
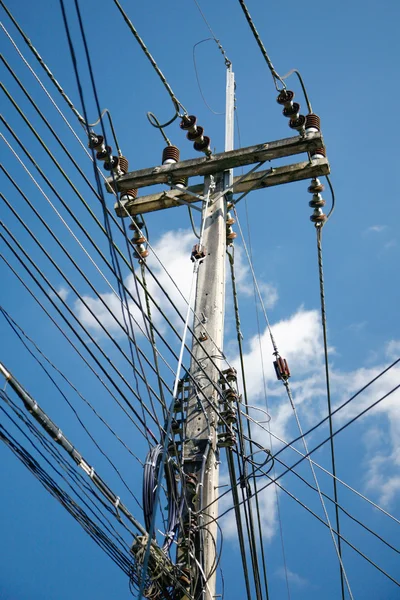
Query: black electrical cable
0,306,142,508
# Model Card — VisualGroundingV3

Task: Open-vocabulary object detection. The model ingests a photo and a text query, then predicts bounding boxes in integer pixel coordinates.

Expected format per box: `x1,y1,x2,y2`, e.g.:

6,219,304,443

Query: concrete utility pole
180,65,235,600
106,67,329,599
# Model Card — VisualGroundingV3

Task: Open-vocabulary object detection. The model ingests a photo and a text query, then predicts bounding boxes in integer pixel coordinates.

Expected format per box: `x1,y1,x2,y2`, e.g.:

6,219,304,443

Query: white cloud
50,286,69,302
220,307,400,541
276,567,309,588
74,229,195,337
364,225,387,233
386,340,400,360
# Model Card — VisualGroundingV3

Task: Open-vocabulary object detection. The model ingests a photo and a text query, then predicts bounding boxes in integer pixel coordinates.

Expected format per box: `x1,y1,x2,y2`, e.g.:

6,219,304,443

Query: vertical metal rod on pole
181,66,235,600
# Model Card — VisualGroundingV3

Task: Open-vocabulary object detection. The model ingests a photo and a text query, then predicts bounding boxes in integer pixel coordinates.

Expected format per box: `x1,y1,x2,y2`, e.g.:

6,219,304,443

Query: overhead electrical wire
236,0,285,90
0,305,142,508
112,0,187,127
0,305,144,467
314,217,345,598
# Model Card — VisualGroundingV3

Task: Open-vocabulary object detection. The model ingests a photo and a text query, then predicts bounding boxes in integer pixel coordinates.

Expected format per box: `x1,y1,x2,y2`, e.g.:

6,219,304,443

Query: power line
112,0,187,127
236,0,285,90
314,220,345,600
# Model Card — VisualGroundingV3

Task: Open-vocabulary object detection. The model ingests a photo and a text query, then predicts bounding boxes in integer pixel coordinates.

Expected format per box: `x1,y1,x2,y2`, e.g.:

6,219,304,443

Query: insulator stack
273,356,291,381
226,206,237,243
305,114,326,159
308,178,327,224
129,217,149,260
217,431,236,448
276,89,306,135
180,115,212,157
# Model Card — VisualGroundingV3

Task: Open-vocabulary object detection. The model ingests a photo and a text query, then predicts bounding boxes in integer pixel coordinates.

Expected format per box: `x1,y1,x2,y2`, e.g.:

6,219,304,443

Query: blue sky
1,1,400,599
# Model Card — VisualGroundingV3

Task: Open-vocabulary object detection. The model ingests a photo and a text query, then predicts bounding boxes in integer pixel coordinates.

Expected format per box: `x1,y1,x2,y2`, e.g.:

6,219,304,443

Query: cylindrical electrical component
308,179,324,194
276,89,295,107
120,188,138,203
180,115,197,132
96,145,112,161
305,113,321,133
162,145,180,165
226,212,235,226
194,136,211,154
88,133,105,151
104,155,129,175
283,102,301,120
288,114,306,133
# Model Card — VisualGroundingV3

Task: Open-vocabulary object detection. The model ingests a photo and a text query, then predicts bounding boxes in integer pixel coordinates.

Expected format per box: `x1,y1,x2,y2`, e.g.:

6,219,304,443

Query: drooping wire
192,0,231,66
193,39,225,116
236,0,285,91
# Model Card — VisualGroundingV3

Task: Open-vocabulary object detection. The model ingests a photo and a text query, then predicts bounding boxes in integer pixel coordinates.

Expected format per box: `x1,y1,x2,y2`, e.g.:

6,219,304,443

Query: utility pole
105,69,329,599
179,65,235,600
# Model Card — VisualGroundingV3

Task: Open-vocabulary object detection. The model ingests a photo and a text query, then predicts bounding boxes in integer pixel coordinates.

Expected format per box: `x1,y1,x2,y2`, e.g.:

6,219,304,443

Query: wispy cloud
49,286,69,302
276,567,309,588
364,225,387,234
386,340,400,360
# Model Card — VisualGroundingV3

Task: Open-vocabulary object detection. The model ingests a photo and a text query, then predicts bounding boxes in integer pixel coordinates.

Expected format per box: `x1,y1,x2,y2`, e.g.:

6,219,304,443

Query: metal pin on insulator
224,389,238,403
191,244,206,263
226,212,235,226
223,367,237,382
162,145,180,165
131,230,146,244
134,244,149,260
309,195,326,209
120,188,138,203
283,101,301,120
273,356,291,381
88,133,105,152
289,114,306,134
96,145,112,161
180,115,198,133
227,226,237,241
104,155,129,176
217,431,236,448
308,178,324,194
276,89,295,108
221,406,237,425
194,136,211,156
310,210,327,224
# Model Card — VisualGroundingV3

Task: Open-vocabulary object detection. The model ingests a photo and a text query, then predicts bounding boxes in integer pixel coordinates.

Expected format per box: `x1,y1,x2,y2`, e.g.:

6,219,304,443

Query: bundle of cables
143,444,180,553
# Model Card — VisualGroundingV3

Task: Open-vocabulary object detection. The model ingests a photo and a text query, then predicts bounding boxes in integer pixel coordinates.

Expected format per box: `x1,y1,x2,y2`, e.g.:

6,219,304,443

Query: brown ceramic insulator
187,125,204,142
171,176,188,188
311,146,326,157
120,188,138,201
135,245,149,259
96,145,112,161
118,156,129,173
289,114,306,131
88,133,104,150
309,196,326,209
194,135,211,153
276,89,295,106
227,230,237,240
131,231,146,244
180,115,197,131
308,179,324,194
283,102,300,119
310,213,327,224
162,145,180,164
305,113,321,131
226,216,235,226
